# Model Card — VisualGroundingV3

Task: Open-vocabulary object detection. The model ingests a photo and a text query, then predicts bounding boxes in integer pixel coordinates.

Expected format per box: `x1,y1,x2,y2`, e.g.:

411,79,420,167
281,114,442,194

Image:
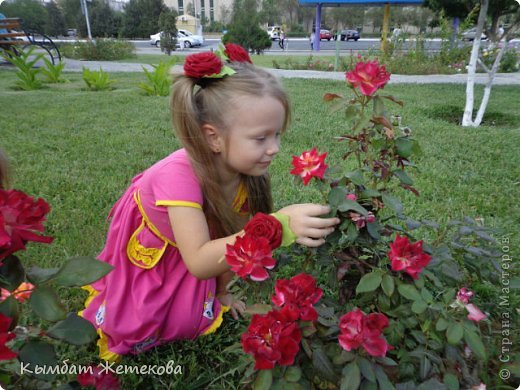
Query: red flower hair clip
184,52,235,79
223,43,252,64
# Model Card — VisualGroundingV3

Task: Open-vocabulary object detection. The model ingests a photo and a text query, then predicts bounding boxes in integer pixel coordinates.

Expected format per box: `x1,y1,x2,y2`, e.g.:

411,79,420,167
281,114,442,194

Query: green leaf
284,366,302,383
26,266,60,285
397,284,422,301
373,95,385,116
29,286,67,322
412,299,428,314
358,357,376,382
19,340,57,380
253,369,273,390
393,169,414,185
381,194,403,215
345,169,365,186
338,199,369,216
443,373,459,390
0,296,19,328
53,256,113,287
436,317,449,331
395,137,414,158
446,323,463,345
0,255,25,291
420,288,433,303
312,347,337,382
340,361,361,390
381,274,395,297
46,313,98,345
360,189,381,198
329,187,348,210
356,272,382,294
374,365,395,390
463,328,486,360
333,350,356,365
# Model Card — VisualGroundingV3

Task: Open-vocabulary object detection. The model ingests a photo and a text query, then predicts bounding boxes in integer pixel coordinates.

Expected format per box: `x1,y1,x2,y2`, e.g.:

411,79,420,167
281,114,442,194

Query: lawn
0,68,519,388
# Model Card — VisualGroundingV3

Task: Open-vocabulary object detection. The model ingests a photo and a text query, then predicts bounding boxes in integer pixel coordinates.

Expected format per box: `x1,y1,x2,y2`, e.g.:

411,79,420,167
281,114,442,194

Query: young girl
80,47,339,362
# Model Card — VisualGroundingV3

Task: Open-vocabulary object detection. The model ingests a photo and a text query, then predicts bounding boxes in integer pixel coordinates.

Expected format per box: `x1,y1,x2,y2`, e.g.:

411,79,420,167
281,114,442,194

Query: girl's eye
255,136,266,141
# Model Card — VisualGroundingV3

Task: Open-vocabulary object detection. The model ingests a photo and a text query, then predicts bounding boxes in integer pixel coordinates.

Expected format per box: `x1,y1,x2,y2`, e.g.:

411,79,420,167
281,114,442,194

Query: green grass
1,68,519,388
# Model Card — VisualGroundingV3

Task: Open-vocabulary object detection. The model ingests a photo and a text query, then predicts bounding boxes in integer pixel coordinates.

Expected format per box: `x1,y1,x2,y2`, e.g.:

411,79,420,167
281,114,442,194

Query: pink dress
80,149,247,362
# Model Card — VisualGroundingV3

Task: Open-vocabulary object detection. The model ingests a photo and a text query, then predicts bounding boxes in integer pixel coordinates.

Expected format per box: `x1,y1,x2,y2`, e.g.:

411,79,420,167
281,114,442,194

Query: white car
267,26,281,40
461,28,487,41
177,29,204,45
149,31,203,48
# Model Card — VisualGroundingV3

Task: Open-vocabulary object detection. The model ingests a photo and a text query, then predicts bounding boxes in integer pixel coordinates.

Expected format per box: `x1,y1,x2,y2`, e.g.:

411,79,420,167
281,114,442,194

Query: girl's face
217,95,285,180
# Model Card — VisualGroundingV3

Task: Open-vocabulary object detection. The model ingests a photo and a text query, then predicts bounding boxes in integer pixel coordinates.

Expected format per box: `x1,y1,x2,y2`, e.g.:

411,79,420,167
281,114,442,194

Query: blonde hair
171,62,291,238
0,149,10,189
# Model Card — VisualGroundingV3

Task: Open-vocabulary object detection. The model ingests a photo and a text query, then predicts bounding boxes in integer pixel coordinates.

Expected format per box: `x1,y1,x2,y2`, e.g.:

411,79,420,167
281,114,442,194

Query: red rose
290,148,328,185
271,273,323,321
388,234,431,280
243,212,282,250
0,189,53,261
224,43,252,63
184,52,223,78
225,235,276,281
338,308,391,357
0,313,17,361
77,364,119,389
346,60,391,96
241,310,301,370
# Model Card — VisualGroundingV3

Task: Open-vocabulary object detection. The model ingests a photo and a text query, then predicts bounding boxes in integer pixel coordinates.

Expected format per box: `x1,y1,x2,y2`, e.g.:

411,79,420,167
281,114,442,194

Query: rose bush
0,188,114,388
224,60,503,389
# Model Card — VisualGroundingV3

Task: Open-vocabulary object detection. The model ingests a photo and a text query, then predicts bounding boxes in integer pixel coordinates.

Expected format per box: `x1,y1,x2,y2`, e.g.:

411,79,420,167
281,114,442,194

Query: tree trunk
461,0,489,127
473,41,508,126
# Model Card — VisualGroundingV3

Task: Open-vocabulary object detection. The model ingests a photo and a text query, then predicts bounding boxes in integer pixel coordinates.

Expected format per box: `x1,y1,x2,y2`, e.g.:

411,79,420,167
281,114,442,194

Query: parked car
461,27,487,41
267,26,281,40
150,31,203,48
338,29,360,41
177,29,204,45
320,29,333,41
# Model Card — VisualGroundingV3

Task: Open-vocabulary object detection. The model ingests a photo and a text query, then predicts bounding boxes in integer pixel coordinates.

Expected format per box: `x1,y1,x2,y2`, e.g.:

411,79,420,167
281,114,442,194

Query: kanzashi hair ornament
221,43,253,64
184,52,236,80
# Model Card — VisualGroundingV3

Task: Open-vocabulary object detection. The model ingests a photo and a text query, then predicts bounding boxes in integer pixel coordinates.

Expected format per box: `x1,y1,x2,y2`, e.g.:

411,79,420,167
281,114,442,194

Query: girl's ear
202,124,224,153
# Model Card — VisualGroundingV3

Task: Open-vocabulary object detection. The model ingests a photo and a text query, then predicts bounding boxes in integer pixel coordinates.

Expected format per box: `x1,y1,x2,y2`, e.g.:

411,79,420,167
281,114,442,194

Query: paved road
134,37,520,55
135,38,447,55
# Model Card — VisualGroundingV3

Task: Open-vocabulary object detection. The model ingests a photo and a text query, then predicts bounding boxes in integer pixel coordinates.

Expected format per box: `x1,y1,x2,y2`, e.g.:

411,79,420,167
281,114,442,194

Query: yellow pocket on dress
127,219,168,269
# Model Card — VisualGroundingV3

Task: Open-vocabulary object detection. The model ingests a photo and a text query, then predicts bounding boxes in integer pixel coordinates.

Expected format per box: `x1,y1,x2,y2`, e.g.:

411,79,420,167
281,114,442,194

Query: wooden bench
0,17,26,55
1,17,61,64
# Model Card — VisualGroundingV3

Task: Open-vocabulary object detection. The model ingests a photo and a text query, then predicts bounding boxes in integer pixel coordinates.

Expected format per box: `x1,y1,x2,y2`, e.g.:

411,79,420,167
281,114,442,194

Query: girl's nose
266,139,280,156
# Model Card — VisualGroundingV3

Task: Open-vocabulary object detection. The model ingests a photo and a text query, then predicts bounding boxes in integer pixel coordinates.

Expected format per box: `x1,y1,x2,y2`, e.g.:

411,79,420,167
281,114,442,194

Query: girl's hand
217,292,246,320
277,204,340,247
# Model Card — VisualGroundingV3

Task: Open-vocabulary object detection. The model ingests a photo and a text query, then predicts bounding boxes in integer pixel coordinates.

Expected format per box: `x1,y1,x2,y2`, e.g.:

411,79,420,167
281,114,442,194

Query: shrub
59,39,135,61
82,67,115,91
223,59,501,389
2,47,43,91
139,59,175,96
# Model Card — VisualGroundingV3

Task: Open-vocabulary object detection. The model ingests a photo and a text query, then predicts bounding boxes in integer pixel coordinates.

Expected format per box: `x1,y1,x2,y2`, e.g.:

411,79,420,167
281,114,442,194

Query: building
162,0,233,24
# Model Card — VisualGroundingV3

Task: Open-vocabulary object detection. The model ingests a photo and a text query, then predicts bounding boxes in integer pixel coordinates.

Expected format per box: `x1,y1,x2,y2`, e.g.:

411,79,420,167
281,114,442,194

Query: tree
87,0,120,37
58,0,82,30
260,0,280,26
462,1,519,127
45,1,65,37
158,9,178,55
121,0,168,38
0,0,47,31
223,0,271,53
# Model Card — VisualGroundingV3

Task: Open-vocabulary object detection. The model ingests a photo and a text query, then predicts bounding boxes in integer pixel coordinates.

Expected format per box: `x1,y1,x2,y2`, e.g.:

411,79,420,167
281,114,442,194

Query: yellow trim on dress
97,328,122,363
231,181,248,215
126,191,177,269
78,285,99,317
202,305,230,336
156,200,202,209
